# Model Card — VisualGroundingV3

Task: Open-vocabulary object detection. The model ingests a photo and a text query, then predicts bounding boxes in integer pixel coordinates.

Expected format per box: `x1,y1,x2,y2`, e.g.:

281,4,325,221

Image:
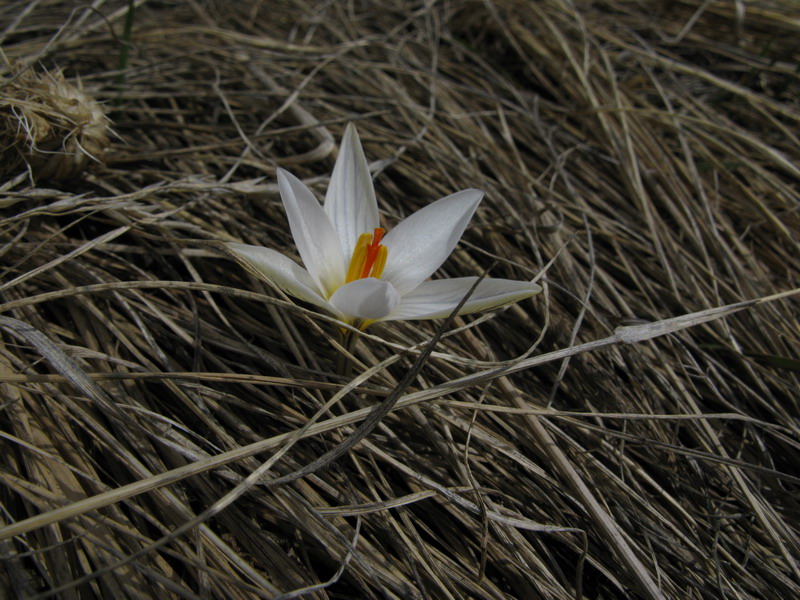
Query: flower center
345,227,388,283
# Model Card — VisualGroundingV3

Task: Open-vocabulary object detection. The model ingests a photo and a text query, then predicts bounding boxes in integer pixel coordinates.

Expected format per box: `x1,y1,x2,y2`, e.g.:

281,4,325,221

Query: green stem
114,0,135,89
335,327,360,377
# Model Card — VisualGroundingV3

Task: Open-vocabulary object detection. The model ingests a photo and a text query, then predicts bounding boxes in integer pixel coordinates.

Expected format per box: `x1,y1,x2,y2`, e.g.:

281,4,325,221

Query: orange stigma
346,227,388,283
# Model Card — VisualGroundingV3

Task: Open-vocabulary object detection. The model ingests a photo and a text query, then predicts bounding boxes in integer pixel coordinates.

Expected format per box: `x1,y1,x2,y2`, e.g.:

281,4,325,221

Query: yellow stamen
345,233,371,283
345,227,387,283
371,245,388,279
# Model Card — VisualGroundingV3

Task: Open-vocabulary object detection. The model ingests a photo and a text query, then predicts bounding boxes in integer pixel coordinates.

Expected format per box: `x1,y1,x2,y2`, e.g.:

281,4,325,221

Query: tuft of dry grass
0,59,110,183
1,1,798,598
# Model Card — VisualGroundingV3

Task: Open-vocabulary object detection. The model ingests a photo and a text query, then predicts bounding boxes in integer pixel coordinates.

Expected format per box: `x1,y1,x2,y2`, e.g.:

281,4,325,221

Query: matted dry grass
1,1,799,598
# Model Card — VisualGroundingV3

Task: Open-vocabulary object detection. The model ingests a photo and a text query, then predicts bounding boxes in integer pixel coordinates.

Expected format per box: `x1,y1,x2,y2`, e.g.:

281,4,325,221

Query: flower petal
328,278,401,321
278,168,346,298
380,189,483,296
324,123,380,259
225,242,336,313
385,277,541,320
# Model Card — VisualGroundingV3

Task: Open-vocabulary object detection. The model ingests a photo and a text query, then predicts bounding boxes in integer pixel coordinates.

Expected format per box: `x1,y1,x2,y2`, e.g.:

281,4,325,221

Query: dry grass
1,1,799,598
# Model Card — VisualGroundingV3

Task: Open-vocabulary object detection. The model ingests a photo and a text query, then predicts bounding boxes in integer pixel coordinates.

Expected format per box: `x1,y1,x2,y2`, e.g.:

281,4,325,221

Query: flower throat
345,227,388,283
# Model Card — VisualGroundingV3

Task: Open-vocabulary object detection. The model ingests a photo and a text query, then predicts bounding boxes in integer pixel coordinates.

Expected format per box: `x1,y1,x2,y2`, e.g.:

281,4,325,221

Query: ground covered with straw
1,1,799,598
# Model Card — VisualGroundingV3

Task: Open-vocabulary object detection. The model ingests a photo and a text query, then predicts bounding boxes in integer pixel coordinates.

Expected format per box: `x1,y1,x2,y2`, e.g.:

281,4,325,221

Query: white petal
325,123,380,259
385,277,541,320
380,189,483,296
225,242,336,313
278,169,346,298
328,278,401,321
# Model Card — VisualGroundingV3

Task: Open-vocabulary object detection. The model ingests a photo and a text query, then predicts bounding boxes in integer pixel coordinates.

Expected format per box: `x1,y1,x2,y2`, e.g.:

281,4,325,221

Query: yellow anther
345,233,372,283
371,245,388,279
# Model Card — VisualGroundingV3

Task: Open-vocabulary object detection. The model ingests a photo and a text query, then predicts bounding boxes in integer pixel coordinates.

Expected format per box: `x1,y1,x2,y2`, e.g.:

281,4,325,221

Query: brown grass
1,1,799,598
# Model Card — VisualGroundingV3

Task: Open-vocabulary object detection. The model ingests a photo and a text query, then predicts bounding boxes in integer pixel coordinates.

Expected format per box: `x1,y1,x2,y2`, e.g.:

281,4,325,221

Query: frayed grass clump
0,62,109,182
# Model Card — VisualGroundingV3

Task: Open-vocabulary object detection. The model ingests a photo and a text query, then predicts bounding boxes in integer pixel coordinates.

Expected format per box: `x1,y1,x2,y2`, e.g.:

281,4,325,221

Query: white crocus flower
226,124,541,329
